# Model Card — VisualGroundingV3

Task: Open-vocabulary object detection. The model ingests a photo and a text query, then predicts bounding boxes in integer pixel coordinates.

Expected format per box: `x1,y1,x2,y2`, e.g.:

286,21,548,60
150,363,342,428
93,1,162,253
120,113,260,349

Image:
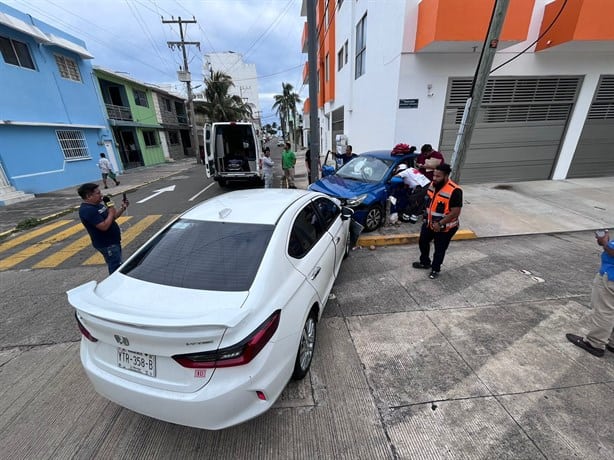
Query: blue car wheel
364,204,383,232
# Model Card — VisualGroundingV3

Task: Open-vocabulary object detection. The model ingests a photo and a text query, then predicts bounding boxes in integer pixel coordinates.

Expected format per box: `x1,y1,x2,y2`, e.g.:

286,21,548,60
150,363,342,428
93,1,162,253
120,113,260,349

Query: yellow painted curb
357,229,477,247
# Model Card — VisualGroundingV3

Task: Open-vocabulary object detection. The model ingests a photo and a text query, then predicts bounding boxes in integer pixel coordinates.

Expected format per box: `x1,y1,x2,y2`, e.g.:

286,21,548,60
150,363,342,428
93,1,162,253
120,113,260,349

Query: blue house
0,2,120,204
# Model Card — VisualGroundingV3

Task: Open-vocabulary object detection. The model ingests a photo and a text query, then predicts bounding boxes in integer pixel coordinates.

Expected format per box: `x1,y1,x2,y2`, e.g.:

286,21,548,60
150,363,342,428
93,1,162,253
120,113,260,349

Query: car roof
181,189,315,225
360,150,416,160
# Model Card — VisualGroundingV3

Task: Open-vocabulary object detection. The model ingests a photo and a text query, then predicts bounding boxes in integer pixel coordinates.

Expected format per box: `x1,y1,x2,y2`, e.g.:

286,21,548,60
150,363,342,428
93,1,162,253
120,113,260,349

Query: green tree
272,83,301,146
195,71,253,122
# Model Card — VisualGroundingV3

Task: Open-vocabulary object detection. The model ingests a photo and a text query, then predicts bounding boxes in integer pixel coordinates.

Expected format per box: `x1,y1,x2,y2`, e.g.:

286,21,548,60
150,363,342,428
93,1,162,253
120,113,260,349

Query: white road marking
136,185,176,203
189,182,216,201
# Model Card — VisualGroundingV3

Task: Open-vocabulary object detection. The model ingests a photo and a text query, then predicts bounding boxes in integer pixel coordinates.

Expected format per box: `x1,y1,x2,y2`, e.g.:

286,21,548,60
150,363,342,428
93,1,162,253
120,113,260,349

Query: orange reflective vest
426,179,460,232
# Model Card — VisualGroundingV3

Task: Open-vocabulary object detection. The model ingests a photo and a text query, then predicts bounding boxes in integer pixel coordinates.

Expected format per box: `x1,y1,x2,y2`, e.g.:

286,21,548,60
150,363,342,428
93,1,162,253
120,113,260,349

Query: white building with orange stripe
301,0,614,182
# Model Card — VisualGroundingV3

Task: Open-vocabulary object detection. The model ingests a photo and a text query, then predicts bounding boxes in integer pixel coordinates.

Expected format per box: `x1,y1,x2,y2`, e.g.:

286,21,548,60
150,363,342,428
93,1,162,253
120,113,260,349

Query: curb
357,229,477,247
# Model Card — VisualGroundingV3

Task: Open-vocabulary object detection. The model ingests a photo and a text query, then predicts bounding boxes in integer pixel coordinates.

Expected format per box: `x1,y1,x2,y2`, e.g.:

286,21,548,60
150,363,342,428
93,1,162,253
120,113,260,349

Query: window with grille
54,54,81,82
143,130,157,146
56,130,90,160
355,13,367,79
134,89,148,107
0,36,35,70
164,98,172,112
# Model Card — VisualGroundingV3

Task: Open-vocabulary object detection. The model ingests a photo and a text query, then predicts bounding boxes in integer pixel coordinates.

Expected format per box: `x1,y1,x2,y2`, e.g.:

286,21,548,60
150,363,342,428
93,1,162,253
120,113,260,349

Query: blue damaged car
309,150,418,232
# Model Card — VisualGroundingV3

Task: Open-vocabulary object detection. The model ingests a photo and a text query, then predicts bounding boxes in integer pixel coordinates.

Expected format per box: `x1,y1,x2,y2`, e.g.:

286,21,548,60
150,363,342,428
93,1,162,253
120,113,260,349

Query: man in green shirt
281,142,297,188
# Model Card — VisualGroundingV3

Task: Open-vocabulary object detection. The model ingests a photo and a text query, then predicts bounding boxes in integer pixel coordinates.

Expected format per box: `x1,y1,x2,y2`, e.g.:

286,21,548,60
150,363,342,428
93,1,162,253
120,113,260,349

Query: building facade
301,0,614,182
0,2,119,200
204,51,262,129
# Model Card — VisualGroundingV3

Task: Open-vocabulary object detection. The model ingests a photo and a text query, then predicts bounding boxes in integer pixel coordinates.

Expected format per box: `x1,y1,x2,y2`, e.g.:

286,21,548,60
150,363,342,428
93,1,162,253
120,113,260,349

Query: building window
143,130,157,147
0,36,35,70
56,130,90,160
324,0,330,30
337,47,344,71
168,131,180,145
325,53,329,81
133,89,148,107
355,13,367,79
344,40,348,64
163,98,172,112
54,54,81,82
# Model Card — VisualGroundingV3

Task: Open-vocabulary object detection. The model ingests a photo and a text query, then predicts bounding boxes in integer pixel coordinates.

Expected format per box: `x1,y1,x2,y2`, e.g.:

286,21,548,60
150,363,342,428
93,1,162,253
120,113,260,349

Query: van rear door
204,124,214,178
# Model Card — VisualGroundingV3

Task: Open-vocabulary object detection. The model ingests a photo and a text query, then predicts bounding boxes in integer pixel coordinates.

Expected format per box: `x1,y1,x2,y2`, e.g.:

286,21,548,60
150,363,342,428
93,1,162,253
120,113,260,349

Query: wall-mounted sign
399,98,419,109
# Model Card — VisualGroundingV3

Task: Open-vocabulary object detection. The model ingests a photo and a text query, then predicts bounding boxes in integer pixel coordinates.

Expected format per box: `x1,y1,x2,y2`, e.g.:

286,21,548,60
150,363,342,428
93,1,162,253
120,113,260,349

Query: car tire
364,204,383,232
218,179,227,187
291,311,317,380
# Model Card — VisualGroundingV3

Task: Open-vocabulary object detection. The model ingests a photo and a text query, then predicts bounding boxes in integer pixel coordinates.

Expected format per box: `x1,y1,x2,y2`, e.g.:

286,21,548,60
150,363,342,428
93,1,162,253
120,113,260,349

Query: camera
595,229,607,238
102,195,114,208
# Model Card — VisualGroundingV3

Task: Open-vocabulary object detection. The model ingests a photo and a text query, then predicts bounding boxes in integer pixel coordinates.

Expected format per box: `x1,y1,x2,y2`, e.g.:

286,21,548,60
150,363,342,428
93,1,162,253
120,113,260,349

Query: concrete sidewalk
0,151,612,242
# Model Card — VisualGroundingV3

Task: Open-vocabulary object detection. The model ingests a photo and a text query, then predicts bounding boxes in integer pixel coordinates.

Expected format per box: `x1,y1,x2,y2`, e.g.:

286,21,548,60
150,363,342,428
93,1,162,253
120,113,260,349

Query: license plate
117,348,156,377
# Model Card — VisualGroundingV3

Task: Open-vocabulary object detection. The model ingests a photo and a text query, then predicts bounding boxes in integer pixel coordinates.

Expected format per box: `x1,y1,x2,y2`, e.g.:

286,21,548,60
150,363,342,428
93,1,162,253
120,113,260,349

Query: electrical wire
489,0,569,74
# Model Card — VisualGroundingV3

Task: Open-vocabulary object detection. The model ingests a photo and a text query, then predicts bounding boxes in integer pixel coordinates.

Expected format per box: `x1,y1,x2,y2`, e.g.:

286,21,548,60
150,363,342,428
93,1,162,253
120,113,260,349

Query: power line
490,0,569,74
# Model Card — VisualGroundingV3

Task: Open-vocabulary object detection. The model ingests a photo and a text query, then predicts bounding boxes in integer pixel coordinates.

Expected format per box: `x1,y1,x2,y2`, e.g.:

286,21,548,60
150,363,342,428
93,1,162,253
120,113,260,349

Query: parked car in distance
309,150,418,232
276,140,285,147
67,189,353,430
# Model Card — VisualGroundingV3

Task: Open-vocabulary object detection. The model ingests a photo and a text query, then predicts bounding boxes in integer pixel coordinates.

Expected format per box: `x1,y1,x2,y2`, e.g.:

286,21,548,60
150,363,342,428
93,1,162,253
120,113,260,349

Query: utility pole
163,16,201,164
450,0,510,182
306,0,320,184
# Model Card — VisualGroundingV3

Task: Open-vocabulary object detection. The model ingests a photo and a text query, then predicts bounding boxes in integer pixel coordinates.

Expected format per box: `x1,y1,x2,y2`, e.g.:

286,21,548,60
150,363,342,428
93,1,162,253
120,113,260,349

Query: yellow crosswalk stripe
33,216,133,269
0,222,86,270
82,215,162,266
0,220,72,254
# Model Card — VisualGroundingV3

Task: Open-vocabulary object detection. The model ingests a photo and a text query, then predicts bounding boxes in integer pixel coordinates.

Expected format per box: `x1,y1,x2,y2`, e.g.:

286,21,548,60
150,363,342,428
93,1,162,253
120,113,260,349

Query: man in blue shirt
78,183,129,274
566,229,614,357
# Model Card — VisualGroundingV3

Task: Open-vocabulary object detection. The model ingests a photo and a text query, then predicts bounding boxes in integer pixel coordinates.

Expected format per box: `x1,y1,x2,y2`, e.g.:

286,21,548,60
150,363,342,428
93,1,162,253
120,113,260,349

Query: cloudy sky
4,0,307,124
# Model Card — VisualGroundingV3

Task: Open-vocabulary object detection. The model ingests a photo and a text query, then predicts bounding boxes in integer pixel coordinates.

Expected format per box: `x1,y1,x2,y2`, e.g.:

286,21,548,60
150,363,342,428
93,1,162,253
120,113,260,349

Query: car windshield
121,219,274,291
335,156,394,183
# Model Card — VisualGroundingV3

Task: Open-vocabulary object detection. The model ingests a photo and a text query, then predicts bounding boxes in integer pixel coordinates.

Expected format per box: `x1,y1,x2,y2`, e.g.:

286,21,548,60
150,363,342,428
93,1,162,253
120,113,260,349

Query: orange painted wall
536,0,614,51
415,0,534,51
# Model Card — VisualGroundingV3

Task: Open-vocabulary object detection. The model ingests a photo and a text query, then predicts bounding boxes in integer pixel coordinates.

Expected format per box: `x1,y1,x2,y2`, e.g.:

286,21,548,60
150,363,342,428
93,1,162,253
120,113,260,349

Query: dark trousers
418,223,458,272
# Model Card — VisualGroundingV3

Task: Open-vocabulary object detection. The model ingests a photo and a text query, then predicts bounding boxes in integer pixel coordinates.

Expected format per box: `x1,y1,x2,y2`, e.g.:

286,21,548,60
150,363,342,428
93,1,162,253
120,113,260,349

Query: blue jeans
98,244,122,274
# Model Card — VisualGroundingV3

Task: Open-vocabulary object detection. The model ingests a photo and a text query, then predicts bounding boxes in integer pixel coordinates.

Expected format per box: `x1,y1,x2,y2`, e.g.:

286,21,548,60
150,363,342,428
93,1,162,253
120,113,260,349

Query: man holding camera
77,183,129,274
566,229,614,357
412,163,462,279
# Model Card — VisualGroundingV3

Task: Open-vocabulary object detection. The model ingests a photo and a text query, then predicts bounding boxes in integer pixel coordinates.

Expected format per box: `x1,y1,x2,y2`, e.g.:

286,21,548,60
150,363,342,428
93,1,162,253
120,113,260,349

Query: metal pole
450,0,510,182
307,0,320,185
164,16,201,164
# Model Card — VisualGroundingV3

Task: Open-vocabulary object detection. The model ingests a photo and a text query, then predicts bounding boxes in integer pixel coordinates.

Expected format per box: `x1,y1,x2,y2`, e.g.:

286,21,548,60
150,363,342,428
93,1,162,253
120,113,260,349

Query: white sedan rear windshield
121,219,274,291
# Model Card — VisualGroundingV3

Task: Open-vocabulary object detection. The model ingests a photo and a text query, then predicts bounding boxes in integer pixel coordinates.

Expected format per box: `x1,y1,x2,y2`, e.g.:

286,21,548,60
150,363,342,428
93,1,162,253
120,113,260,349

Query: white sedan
67,189,352,430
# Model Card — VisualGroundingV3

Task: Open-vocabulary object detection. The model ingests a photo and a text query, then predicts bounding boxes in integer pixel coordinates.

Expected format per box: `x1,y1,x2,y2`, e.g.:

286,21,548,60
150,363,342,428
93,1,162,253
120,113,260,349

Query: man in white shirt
394,164,430,223
98,153,119,189
262,147,275,188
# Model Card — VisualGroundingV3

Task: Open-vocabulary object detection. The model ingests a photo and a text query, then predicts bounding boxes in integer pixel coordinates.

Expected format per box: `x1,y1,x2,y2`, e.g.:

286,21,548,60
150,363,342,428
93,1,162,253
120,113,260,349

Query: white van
204,122,263,187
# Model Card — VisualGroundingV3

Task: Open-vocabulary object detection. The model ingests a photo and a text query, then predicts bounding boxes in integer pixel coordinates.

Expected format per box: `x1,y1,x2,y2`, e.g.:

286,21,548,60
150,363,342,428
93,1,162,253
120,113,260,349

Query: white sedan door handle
334,236,341,244
309,266,321,280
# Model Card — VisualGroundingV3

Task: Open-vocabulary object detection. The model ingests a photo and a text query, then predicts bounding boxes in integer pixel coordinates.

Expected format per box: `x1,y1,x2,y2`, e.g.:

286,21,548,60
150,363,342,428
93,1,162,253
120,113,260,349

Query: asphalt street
1,228,613,458
0,144,613,458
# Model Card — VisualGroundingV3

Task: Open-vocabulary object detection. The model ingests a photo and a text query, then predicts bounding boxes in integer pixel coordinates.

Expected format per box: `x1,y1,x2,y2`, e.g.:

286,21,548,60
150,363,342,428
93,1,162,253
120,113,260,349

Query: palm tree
195,71,253,122
272,83,301,147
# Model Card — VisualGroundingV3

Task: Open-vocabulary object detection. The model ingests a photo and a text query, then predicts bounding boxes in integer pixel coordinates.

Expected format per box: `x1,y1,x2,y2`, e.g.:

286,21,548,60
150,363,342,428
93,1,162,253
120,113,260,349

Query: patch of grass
16,217,42,231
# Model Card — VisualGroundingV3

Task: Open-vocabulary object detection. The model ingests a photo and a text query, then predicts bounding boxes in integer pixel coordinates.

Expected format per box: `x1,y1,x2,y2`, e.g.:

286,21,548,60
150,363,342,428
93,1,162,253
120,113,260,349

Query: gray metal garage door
440,76,582,183
567,75,614,178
